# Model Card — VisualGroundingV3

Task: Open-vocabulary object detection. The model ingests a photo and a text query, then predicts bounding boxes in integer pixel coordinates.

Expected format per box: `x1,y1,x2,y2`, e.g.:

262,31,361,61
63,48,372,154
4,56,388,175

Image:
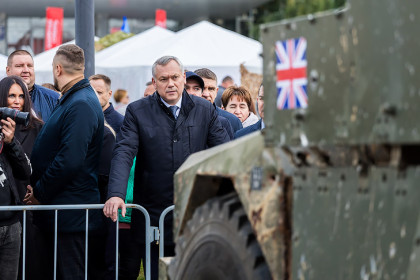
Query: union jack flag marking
275,37,308,110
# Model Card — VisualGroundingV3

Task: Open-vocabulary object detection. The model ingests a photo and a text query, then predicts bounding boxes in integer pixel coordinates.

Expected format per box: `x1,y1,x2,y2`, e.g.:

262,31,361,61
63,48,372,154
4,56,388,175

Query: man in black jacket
26,44,104,280
104,56,230,279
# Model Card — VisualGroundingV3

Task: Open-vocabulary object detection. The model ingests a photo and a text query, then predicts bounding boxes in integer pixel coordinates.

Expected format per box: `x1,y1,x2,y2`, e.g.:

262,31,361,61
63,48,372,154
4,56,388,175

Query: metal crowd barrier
0,204,174,280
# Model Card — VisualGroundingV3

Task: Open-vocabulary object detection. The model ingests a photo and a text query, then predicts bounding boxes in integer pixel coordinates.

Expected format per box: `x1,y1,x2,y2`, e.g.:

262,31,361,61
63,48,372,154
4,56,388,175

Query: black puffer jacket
0,138,32,226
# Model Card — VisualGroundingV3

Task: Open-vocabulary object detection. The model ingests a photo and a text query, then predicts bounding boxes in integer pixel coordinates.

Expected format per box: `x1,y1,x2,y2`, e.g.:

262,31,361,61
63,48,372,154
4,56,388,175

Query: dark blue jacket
216,106,242,133
30,84,60,122
31,79,104,232
107,90,229,244
218,115,234,139
104,103,124,134
234,119,263,139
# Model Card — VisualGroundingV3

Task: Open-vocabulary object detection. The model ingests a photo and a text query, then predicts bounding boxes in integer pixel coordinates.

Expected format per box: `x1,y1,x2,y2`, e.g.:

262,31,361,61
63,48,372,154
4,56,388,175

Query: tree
251,0,346,39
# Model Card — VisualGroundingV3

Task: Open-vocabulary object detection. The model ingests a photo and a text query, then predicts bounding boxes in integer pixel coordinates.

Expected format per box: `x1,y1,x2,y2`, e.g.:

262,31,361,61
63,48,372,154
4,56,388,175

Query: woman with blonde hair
221,86,259,128
114,89,129,115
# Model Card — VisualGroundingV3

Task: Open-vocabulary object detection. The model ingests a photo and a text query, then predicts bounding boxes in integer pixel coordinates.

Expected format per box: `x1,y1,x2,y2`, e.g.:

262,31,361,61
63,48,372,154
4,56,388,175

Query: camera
0,108,30,126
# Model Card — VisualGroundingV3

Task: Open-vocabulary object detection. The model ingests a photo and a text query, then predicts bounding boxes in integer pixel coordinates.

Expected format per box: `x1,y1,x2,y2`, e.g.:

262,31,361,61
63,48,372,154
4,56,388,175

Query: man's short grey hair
152,56,184,78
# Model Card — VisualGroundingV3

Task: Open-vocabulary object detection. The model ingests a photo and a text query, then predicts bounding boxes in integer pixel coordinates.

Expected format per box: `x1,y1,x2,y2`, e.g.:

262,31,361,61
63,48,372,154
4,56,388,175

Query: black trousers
30,227,107,280
31,228,85,280
119,234,174,280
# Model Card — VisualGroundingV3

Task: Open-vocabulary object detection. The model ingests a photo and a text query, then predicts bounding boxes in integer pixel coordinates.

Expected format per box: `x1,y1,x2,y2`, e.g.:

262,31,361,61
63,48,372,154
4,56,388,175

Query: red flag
155,9,167,28
45,7,63,51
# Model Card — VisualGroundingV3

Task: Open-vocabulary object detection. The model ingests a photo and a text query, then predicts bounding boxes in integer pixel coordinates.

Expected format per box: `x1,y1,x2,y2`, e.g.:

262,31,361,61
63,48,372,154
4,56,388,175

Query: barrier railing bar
22,210,26,280
85,209,89,280
54,209,58,280
0,204,161,280
159,205,175,258
116,217,119,280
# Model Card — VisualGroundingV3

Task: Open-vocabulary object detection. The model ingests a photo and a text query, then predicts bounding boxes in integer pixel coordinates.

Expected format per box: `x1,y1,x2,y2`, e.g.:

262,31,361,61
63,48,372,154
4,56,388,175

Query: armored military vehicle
164,0,420,279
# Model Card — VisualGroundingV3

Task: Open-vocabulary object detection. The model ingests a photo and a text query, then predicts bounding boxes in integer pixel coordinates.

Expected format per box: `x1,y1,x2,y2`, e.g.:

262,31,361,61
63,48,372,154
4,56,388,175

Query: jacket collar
59,78,91,105
104,103,115,115
60,75,84,95
154,90,195,128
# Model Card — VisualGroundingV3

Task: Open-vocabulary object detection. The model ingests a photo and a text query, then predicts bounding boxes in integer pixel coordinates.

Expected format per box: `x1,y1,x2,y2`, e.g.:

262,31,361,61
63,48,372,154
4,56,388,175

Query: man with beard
26,44,104,279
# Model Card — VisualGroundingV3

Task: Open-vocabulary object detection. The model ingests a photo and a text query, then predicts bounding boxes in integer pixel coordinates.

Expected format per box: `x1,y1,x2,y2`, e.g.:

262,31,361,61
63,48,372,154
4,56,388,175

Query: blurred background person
186,71,234,139
194,68,242,134
41,83,61,95
0,76,32,280
185,71,204,97
114,89,129,115
90,74,124,134
221,86,259,128
234,84,265,138
0,76,43,279
215,75,234,107
143,81,155,98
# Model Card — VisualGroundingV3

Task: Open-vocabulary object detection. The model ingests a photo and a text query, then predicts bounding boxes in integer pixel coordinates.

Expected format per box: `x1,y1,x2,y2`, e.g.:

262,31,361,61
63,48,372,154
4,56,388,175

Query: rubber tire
169,193,271,280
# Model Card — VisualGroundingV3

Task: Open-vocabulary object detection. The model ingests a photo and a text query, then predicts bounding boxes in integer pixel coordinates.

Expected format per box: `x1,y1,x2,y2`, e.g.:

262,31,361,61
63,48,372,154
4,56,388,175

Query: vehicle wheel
169,193,271,280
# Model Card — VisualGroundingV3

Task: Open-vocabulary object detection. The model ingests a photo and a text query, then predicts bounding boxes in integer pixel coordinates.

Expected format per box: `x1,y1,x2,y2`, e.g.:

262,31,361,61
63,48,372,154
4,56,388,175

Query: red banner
45,7,63,51
155,9,167,28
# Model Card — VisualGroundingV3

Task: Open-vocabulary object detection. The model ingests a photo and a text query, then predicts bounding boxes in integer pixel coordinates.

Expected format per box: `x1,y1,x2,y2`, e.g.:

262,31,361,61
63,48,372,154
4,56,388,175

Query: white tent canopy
0,54,7,80
31,21,262,102
34,38,99,85
95,26,175,102
34,40,76,84
96,26,175,68
97,21,262,101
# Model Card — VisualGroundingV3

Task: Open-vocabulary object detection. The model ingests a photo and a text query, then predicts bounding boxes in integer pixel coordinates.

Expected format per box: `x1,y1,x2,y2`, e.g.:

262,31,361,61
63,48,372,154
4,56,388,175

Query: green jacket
119,158,135,223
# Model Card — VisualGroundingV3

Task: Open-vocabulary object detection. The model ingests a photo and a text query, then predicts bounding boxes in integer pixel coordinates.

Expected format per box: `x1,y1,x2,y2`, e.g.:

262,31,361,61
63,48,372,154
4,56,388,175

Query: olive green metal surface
174,132,287,279
292,167,420,279
261,0,420,146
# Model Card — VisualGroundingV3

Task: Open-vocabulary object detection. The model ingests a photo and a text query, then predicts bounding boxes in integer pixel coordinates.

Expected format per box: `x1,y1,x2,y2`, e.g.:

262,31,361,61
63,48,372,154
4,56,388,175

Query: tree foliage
251,0,346,39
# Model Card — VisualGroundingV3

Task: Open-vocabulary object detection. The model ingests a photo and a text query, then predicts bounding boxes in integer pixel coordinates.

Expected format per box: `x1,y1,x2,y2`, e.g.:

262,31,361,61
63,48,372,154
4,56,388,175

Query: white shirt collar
160,95,182,117
160,95,182,109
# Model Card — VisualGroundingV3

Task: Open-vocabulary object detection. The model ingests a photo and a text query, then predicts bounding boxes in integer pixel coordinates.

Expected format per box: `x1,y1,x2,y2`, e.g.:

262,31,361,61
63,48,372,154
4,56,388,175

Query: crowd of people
0,44,264,280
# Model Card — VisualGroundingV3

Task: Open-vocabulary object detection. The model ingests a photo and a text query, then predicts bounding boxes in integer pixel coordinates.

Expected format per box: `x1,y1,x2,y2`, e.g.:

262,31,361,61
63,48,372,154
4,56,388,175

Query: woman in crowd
1,75,43,280
221,86,259,128
2,76,44,170
0,76,33,280
114,89,129,115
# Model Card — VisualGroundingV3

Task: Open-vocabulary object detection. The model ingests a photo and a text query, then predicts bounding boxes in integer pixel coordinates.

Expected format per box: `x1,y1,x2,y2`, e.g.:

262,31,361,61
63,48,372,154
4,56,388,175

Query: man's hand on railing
104,197,126,222
23,185,40,205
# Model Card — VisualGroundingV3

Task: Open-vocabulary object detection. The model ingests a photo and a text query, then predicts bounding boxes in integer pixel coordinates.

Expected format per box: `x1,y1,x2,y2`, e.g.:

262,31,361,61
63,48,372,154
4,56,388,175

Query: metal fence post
0,204,172,280
158,205,175,258
22,210,26,280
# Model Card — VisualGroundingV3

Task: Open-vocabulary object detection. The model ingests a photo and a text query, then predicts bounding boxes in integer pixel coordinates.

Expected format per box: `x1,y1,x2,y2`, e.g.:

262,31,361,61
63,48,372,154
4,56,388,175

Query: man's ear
6,66,10,75
54,64,62,77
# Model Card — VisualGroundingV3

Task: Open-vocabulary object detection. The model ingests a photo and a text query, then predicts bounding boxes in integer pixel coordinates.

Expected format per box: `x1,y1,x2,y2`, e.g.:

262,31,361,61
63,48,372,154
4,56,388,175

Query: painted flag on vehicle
275,37,308,110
